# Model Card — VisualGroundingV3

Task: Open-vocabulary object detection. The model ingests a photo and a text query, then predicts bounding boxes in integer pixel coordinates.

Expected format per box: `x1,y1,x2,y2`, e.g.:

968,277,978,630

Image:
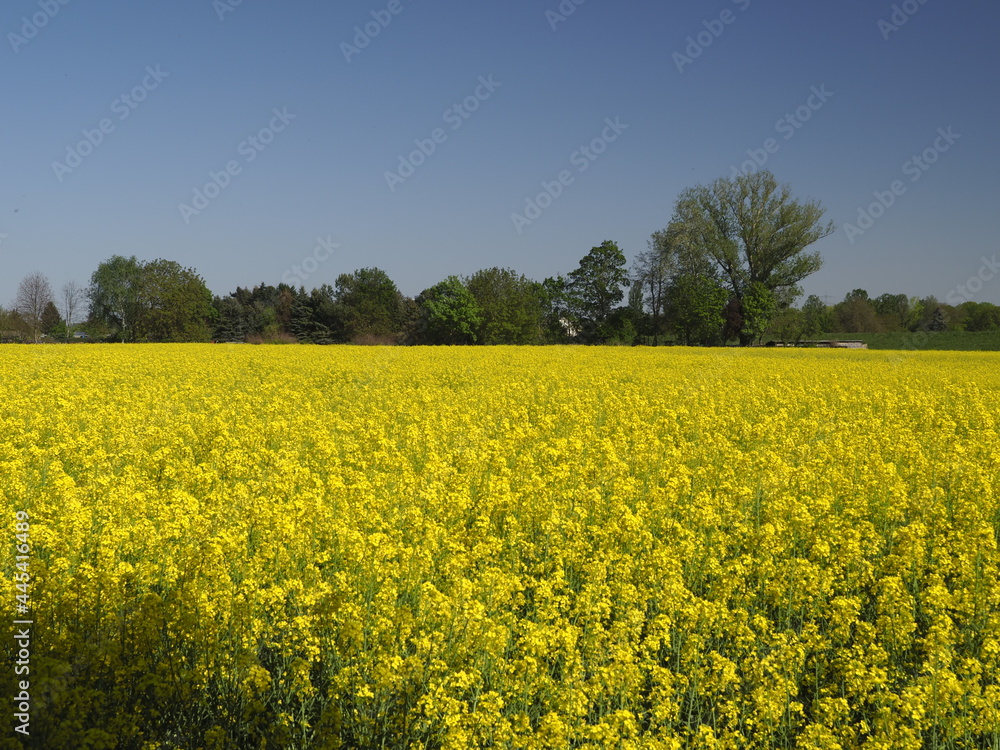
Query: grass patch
819,330,1000,351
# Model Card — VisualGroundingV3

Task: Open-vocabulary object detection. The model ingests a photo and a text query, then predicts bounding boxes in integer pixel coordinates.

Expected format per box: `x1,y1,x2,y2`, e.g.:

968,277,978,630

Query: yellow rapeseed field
2,345,999,749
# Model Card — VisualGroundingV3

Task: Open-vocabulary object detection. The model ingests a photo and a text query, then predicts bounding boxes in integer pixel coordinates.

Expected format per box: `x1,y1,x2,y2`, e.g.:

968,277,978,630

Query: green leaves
416,276,483,345
335,268,405,342
465,267,546,345
740,282,778,345
665,171,833,345
669,274,729,346
567,241,629,336
88,256,213,342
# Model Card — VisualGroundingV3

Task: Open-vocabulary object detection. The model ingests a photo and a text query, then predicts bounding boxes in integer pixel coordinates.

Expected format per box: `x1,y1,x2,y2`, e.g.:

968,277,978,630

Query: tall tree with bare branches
14,271,53,343
61,280,85,340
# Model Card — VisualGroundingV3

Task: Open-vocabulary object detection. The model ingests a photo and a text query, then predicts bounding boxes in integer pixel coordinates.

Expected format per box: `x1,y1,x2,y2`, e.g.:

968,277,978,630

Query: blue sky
2,0,998,309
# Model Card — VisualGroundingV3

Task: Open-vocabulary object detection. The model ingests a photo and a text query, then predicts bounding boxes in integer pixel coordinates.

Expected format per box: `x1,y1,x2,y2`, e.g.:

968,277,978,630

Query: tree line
4,171,998,345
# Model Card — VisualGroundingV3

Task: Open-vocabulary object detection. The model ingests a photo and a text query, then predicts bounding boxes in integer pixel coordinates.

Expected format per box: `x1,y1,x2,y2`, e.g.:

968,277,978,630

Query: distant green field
820,331,1000,351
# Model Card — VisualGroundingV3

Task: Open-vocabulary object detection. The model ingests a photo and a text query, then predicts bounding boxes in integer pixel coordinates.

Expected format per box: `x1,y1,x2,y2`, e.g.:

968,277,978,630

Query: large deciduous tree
668,171,833,345
14,271,54,343
801,294,832,338
87,255,145,341
834,289,879,333
415,276,482,345
465,267,545,345
88,256,213,342
135,259,214,342
334,267,405,342
567,240,629,341
958,301,1000,332
872,293,910,331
